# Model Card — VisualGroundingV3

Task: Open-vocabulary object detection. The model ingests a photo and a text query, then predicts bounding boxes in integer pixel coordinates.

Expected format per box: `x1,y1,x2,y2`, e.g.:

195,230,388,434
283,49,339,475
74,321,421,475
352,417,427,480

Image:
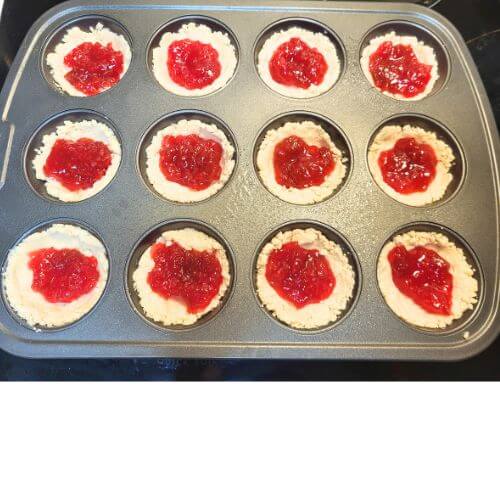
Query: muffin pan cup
0,0,498,360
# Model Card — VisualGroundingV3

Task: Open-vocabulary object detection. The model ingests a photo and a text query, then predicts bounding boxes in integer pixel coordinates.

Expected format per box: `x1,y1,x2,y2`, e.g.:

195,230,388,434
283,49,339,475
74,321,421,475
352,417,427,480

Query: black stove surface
0,0,498,380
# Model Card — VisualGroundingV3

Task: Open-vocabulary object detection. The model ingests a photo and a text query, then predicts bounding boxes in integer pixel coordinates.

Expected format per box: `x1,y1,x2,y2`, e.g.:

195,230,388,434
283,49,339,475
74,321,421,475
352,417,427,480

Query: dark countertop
0,0,498,380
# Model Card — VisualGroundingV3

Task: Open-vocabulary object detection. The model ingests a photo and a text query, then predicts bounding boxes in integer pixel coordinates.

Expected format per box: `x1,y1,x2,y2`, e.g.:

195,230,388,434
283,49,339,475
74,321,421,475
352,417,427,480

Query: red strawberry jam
273,135,335,189
388,244,452,315
269,37,328,89
265,241,335,308
64,42,124,96
159,134,223,191
44,137,113,192
147,242,223,313
368,41,432,98
167,39,221,90
29,248,100,303
378,137,437,194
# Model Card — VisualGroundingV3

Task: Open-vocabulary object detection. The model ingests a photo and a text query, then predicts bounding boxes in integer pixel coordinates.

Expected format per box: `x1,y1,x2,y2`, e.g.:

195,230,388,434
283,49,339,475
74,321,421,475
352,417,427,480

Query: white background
0,383,498,499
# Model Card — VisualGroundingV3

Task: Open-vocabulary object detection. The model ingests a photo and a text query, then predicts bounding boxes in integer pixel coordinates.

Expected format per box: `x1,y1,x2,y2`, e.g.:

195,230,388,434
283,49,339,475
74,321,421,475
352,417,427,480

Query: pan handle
0,120,14,191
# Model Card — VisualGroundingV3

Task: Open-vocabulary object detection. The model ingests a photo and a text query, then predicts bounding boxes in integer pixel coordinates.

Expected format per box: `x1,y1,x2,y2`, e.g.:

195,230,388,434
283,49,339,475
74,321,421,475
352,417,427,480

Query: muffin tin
0,0,498,360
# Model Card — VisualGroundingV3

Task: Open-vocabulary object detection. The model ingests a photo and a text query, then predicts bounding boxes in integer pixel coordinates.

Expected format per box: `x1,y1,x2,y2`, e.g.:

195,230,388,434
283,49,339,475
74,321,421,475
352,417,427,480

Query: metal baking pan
0,0,498,360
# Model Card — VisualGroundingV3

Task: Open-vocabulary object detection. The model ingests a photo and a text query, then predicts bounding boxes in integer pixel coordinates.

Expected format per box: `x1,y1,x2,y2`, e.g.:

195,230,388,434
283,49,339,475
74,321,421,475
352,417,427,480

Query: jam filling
44,138,113,192
29,248,100,304
167,39,221,90
269,37,328,89
159,134,223,191
147,242,223,314
273,135,335,189
368,41,432,98
388,244,453,315
378,137,438,194
265,241,335,309
64,42,124,96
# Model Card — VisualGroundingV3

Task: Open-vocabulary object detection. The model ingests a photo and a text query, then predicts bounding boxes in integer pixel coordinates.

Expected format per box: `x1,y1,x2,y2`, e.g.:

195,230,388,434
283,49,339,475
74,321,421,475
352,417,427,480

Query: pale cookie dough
256,228,355,329
257,27,340,98
145,119,235,202
368,125,454,206
360,32,439,101
256,121,346,205
32,119,121,202
152,23,237,96
46,23,131,96
133,228,231,326
2,224,108,329
378,231,478,329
